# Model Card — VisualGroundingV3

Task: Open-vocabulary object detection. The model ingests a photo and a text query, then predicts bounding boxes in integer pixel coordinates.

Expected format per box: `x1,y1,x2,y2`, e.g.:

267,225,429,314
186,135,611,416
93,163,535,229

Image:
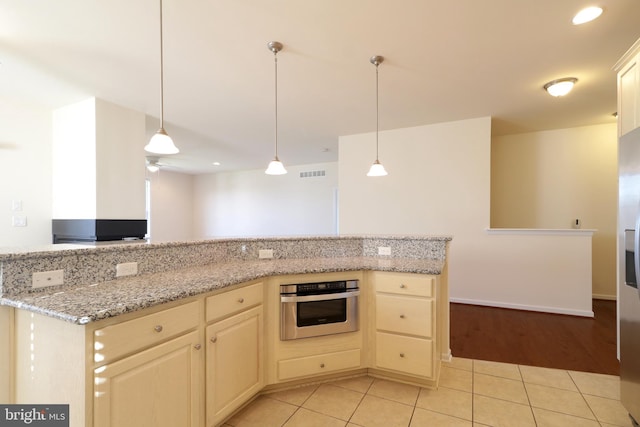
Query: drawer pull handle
400,353,405,358
400,314,405,319
320,363,325,368
238,298,245,303
400,284,406,289
211,337,217,344
154,325,163,333
194,344,202,350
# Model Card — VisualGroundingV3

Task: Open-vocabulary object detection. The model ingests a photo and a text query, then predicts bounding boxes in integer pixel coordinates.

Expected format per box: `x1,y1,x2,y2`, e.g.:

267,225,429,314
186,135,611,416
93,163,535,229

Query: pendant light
367,55,388,177
145,0,179,155
265,41,287,175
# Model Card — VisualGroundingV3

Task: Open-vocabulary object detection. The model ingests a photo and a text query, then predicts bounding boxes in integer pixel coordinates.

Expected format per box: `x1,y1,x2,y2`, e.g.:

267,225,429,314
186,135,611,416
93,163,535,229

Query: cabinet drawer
376,295,433,338
206,282,263,323
94,301,200,364
374,272,434,297
375,332,433,378
278,349,361,381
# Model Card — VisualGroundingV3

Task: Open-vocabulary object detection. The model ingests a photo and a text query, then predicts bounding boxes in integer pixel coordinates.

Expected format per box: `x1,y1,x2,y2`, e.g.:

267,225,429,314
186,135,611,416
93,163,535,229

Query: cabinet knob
400,284,406,289
154,325,163,333
400,314,405,319
194,344,202,350
320,363,325,368
238,298,245,303
210,337,217,344
399,353,405,358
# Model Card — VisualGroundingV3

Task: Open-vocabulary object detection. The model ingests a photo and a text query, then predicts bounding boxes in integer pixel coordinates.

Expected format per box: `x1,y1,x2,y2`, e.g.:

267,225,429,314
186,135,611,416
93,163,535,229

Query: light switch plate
32,270,64,288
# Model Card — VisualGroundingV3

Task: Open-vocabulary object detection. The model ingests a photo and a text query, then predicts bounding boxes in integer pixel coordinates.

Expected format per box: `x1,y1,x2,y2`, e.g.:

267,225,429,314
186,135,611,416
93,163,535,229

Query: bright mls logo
0,405,69,426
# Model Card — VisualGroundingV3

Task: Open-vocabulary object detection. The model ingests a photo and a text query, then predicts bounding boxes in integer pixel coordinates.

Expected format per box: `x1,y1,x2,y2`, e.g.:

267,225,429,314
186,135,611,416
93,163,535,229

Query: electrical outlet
116,262,138,277
259,249,274,259
378,246,392,256
32,270,64,288
12,216,27,227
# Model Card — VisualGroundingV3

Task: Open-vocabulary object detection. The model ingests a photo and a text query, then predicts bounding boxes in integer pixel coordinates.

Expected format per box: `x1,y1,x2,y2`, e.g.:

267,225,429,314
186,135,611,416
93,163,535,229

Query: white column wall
148,170,194,242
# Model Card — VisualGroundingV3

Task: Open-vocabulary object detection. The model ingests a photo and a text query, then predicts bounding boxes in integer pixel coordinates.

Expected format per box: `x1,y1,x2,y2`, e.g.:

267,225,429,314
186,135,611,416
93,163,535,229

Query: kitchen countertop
0,256,445,325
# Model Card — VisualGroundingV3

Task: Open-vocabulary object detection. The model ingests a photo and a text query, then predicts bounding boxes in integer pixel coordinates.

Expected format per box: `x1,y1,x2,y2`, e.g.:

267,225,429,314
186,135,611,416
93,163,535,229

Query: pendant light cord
159,0,165,129
375,62,379,161
274,50,279,159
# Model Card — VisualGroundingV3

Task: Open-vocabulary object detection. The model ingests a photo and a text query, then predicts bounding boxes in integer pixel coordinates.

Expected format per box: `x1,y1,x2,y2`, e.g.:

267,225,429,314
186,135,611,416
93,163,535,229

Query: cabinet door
619,53,639,136
206,306,264,426
94,331,203,427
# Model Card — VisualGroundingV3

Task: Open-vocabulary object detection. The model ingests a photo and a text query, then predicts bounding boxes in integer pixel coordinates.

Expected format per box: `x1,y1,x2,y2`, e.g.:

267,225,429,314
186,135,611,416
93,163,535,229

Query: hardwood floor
449,299,619,375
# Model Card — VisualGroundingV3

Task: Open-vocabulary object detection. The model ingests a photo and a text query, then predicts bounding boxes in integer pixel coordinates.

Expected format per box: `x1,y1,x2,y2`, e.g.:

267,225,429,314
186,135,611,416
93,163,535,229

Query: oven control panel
281,280,359,295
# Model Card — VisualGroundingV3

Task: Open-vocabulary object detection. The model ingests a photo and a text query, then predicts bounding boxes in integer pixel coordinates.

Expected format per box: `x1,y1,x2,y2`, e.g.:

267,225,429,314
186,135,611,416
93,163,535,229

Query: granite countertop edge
0,257,445,325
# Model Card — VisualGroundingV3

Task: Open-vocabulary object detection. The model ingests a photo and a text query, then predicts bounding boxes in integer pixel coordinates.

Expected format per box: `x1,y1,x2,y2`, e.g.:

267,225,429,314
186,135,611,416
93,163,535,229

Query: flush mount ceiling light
543,77,578,97
367,55,388,177
572,6,603,25
145,0,179,155
265,41,287,175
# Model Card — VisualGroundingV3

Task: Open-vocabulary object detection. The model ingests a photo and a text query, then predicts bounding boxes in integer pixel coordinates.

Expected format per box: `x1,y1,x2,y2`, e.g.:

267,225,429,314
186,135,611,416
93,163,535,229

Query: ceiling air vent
299,170,326,178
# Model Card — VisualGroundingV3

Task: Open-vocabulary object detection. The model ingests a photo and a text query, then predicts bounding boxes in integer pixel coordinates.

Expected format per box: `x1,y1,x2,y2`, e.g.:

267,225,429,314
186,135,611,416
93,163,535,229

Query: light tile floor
223,358,633,427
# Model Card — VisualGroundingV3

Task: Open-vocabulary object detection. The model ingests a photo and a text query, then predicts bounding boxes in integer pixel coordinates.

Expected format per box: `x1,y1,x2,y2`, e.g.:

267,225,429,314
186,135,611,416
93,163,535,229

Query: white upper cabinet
616,38,640,137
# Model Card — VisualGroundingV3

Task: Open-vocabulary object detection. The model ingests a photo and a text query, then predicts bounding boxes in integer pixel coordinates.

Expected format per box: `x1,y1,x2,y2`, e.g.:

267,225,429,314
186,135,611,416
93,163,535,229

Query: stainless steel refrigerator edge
619,126,640,426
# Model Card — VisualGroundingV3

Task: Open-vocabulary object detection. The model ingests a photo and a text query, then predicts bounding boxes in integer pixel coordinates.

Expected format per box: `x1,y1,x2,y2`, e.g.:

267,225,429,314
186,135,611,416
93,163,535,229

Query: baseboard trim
592,293,616,301
450,297,594,318
441,349,452,362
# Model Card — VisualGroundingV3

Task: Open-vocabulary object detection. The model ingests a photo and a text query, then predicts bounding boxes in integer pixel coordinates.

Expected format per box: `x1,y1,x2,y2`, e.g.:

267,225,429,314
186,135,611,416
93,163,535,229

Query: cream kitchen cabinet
264,272,366,385
370,271,440,382
12,298,204,427
93,300,203,427
616,38,640,136
93,331,202,427
205,283,264,427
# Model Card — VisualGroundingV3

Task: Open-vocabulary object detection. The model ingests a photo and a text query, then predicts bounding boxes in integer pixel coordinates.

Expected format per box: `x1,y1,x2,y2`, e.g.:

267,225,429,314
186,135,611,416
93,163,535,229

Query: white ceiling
1,0,639,174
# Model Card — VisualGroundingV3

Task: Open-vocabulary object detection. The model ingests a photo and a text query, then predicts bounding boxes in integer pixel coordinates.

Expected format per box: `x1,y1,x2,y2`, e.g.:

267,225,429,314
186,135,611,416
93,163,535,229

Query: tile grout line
567,369,601,425
471,358,475,425
517,363,538,426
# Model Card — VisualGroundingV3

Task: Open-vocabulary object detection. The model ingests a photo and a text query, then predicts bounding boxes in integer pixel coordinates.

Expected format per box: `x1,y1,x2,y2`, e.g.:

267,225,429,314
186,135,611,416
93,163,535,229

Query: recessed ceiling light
212,162,221,166
543,77,578,97
572,6,603,25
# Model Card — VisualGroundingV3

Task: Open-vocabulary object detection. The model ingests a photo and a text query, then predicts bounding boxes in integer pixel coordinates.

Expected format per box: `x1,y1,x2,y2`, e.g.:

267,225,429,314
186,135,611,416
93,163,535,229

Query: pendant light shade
265,157,287,175
367,159,388,177
367,55,388,177
145,0,179,155
265,41,287,175
146,128,179,155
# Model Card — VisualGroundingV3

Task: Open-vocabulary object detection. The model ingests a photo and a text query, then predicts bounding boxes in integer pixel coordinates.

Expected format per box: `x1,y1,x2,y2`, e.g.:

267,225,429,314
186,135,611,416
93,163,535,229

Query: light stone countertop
0,256,445,325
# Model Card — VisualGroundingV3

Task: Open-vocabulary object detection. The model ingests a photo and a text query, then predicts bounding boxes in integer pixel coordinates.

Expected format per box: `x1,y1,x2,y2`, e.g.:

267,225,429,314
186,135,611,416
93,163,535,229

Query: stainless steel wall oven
280,280,359,340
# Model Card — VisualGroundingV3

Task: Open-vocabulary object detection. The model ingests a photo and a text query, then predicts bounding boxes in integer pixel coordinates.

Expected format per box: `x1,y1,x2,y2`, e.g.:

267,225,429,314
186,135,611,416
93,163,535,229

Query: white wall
148,170,194,242
53,98,146,220
491,124,618,299
95,99,146,219
193,162,338,238
0,100,52,247
339,117,491,292
339,117,594,316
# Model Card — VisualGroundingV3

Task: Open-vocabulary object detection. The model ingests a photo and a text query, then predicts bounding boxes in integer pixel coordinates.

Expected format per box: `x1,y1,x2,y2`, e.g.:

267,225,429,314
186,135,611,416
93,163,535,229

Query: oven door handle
280,290,360,303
